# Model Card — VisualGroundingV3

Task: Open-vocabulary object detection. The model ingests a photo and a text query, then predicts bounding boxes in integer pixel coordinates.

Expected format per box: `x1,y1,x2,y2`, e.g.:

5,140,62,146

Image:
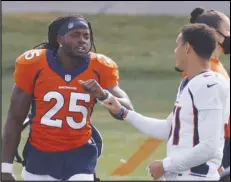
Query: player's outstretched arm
1,85,32,180
106,85,134,110
100,96,172,141
103,85,134,120
79,79,134,119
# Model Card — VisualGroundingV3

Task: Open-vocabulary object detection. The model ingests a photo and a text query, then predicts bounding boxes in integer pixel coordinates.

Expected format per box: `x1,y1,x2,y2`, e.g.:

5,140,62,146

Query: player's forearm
106,86,134,111
105,87,134,119
124,110,171,141
163,142,216,173
2,114,22,163
163,109,222,173
116,97,134,110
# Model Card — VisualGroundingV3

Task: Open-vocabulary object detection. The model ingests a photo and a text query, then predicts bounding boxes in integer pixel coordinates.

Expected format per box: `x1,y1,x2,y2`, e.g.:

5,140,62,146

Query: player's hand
218,166,225,175
1,172,16,181
79,79,106,99
148,160,165,180
100,96,123,115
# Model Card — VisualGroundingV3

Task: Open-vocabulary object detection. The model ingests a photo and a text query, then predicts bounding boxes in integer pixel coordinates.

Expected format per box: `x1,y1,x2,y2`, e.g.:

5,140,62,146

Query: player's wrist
97,90,111,101
122,108,129,119
117,106,128,119
1,163,13,174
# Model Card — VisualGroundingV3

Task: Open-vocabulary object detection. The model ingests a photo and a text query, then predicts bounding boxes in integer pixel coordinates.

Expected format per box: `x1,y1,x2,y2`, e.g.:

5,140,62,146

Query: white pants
22,167,94,181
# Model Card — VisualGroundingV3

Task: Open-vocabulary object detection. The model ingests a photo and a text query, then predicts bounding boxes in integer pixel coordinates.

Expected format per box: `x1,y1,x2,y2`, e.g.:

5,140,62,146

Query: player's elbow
202,140,219,159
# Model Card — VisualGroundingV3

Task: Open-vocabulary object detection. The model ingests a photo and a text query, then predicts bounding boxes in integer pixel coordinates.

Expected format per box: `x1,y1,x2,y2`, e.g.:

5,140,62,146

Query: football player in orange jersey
1,14,133,181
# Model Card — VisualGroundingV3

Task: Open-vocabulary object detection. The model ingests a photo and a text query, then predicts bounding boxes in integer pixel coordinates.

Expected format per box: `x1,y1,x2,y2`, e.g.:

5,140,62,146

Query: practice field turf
2,13,230,180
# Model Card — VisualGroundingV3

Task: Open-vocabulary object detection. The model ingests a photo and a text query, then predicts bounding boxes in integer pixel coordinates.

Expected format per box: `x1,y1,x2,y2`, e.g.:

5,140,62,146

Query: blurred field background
2,12,230,180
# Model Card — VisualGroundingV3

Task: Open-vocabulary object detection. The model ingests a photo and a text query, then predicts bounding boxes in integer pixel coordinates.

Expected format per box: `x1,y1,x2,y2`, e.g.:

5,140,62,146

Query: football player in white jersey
98,23,230,181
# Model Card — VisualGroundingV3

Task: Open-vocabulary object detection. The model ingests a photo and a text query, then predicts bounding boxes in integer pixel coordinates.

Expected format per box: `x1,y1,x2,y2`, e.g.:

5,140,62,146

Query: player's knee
68,173,94,181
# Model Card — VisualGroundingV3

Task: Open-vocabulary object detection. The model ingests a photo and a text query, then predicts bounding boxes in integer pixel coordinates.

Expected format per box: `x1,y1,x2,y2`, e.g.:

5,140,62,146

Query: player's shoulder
189,71,229,95
16,49,47,65
90,52,118,69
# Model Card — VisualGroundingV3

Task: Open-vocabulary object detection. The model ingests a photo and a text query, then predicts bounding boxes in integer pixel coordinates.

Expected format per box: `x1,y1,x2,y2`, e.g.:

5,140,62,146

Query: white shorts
22,167,94,181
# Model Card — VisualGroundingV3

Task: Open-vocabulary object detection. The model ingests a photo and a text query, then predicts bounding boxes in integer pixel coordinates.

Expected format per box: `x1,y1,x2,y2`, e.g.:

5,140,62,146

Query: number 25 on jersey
41,91,90,130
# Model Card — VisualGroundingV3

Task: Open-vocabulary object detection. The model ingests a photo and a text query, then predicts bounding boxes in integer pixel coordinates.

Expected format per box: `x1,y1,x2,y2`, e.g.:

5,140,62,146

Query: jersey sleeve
192,83,224,111
96,54,119,89
14,49,42,95
125,111,172,141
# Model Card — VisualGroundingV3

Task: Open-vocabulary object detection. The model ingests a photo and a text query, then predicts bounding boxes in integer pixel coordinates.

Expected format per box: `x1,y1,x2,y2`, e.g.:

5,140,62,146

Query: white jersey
166,71,230,178
124,71,230,180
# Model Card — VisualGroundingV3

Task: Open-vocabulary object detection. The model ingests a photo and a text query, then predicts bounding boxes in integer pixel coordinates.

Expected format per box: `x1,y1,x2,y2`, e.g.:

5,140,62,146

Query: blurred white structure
2,1,230,15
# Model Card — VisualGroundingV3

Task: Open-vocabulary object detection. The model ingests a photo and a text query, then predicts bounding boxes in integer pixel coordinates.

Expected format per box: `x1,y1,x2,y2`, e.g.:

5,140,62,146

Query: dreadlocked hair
33,14,96,54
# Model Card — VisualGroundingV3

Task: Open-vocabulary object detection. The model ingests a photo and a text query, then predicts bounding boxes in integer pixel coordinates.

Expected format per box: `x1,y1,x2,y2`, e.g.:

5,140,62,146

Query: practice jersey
14,49,119,152
182,58,230,138
168,71,230,177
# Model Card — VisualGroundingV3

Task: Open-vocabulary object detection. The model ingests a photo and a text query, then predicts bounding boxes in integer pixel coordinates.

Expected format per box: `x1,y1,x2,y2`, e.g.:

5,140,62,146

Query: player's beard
72,46,89,58
175,66,184,72
63,44,89,60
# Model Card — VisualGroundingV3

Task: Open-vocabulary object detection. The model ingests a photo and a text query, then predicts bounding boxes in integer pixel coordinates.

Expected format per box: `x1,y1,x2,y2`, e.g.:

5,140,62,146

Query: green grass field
2,13,230,180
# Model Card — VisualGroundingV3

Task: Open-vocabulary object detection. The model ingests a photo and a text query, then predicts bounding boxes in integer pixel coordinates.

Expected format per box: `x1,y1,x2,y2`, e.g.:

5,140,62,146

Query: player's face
218,16,230,37
216,18,230,45
174,33,187,72
210,17,230,56
62,28,91,58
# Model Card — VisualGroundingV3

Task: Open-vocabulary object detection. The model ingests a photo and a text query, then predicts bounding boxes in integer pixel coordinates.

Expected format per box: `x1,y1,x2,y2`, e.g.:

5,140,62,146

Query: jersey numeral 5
41,91,90,129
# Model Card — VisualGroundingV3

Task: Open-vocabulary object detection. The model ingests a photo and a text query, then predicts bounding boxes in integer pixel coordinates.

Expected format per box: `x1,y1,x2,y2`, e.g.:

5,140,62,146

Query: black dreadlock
190,8,223,31
33,15,96,54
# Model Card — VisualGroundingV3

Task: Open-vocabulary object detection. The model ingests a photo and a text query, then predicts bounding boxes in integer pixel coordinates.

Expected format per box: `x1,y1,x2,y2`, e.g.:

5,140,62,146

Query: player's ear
184,42,191,54
56,35,63,47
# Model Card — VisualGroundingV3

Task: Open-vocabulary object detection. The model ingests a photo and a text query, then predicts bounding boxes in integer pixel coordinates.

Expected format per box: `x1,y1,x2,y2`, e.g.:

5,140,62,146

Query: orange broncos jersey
14,49,119,152
182,58,230,138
